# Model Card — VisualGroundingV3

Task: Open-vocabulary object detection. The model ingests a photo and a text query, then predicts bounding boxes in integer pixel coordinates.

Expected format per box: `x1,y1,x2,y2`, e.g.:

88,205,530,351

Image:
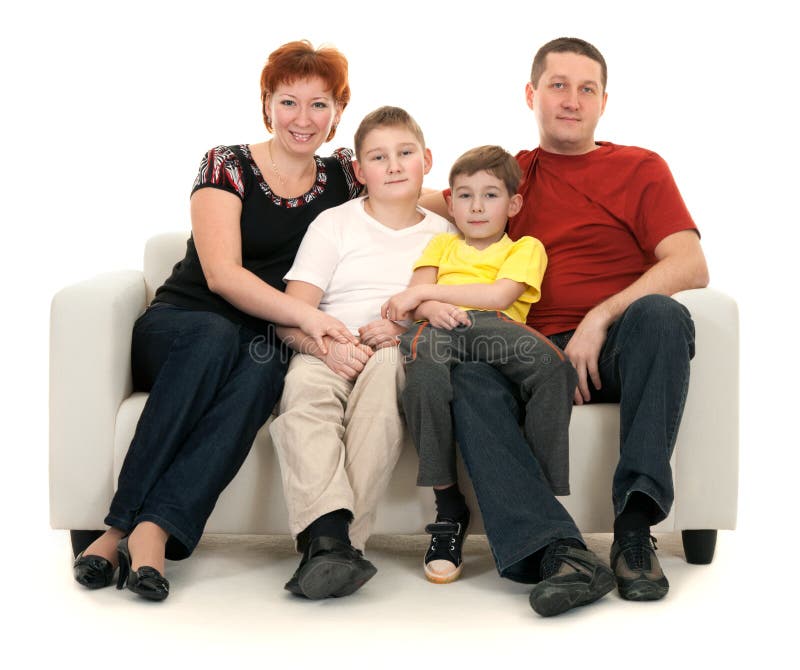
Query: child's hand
358,319,407,351
381,286,425,322
321,340,374,380
417,301,470,330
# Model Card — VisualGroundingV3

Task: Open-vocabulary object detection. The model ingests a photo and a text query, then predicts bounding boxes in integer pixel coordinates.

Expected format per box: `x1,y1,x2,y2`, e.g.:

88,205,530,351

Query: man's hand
417,301,471,330
358,319,407,350
563,306,613,404
321,340,373,381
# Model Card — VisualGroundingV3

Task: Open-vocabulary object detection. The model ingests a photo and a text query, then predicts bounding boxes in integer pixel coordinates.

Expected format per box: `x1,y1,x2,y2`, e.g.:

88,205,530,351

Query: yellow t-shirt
413,233,547,323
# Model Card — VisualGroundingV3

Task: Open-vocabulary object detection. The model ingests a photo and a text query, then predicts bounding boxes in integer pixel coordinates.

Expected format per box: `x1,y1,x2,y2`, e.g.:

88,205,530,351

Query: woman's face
265,76,341,156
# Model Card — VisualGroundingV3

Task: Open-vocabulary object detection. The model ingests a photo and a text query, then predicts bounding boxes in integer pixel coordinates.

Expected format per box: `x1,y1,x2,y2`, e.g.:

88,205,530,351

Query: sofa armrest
671,287,739,530
49,271,147,529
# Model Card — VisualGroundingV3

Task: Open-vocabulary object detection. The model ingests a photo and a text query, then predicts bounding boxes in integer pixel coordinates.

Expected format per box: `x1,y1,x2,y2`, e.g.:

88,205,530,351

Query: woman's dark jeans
451,295,695,581
105,303,288,559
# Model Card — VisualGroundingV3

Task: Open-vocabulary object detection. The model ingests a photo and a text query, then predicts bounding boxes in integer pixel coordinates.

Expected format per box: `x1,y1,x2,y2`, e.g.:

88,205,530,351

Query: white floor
8,528,791,668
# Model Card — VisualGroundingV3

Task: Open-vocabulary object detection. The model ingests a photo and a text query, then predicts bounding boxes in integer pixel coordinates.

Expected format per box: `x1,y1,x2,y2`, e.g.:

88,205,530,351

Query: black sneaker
423,510,470,584
285,536,377,600
610,530,669,601
528,542,615,617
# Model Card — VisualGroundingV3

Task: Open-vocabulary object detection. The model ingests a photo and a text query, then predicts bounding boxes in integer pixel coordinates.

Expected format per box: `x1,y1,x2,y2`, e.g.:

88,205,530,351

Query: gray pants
399,310,576,493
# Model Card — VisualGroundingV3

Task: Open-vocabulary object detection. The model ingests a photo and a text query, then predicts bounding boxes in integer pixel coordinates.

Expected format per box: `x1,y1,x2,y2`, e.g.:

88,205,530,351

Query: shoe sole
618,578,669,601
423,561,463,584
131,587,169,602
75,575,113,589
297,556,377,600
529,566,616,617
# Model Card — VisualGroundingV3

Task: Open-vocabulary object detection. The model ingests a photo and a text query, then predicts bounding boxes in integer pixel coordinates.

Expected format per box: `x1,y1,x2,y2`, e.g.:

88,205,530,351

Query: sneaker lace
428,529,456,553
620,533,657,572
425,521,462,562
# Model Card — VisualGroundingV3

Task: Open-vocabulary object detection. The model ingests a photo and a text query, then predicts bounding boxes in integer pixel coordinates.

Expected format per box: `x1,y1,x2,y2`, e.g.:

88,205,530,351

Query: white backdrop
2,0,797,655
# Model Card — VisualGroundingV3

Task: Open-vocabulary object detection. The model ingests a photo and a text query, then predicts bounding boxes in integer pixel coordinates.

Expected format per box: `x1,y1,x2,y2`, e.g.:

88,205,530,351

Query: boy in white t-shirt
382,146,578,584
269,107,453,600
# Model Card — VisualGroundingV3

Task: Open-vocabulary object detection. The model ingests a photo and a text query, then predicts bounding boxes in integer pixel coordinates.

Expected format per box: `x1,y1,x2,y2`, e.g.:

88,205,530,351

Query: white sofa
50,232,739,564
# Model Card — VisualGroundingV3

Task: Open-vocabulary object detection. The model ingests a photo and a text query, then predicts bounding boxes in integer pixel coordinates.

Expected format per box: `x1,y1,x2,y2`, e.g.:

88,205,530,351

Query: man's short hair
448,145,522,196
354,106,425,160
530,37,607,91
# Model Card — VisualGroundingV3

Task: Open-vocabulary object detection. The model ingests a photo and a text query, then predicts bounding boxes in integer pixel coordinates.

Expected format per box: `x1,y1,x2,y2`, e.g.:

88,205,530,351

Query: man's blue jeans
451,295,695,582
105,303,289,559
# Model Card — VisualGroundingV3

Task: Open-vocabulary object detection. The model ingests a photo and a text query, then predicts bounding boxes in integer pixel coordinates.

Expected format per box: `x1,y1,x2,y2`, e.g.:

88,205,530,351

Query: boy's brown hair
354,106,425,160
530,37,607,91
448,145,522,196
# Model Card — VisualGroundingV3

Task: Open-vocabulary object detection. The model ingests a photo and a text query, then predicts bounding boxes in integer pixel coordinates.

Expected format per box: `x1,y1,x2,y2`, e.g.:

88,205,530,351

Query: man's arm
419,191,452,221
566,229,709,404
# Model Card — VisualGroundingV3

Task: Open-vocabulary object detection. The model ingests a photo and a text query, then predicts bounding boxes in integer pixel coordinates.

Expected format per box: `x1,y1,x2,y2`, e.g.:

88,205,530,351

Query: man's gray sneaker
610,530,669,601
528,542,615,617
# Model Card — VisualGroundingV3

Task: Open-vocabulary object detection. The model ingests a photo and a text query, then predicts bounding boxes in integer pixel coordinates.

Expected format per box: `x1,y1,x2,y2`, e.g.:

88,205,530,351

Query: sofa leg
70,530,104,558
681,529,717,565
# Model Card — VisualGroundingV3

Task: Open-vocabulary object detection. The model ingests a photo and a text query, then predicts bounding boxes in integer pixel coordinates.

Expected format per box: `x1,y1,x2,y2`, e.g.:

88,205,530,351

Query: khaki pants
269,347,406,551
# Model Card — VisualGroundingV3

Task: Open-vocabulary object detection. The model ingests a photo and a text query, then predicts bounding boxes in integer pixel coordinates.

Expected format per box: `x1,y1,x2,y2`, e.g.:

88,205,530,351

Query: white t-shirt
284,196,454,334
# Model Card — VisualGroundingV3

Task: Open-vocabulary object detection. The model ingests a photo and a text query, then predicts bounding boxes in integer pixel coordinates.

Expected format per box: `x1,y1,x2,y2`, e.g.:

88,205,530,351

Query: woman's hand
297,306,357,354
417,301,470,330
321,340,374,381
358,319,407,351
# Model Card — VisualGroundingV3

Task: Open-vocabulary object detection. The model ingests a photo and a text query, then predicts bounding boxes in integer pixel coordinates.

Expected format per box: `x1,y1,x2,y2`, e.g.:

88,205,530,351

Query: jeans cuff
615,484,671,525
103,512,134,535
133,512,196,560
496,523,583,577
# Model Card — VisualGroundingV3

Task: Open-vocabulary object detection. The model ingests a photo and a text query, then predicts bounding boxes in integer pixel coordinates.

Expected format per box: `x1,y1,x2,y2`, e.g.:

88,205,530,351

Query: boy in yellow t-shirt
383,146,578,585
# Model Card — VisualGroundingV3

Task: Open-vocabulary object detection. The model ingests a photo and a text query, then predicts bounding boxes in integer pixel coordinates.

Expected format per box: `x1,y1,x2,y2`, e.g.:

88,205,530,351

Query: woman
72,40,361,601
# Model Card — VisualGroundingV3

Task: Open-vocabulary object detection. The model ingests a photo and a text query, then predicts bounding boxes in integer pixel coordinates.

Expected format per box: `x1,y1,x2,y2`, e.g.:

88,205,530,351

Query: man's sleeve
632,153,699,254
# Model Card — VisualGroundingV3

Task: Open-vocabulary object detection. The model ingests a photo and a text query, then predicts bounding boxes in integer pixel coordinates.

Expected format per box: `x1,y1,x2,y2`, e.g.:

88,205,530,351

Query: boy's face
353,126,432,202
448,171,523,249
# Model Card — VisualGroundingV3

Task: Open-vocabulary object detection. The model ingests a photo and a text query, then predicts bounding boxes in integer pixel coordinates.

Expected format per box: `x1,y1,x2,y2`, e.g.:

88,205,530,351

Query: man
420,37,708,617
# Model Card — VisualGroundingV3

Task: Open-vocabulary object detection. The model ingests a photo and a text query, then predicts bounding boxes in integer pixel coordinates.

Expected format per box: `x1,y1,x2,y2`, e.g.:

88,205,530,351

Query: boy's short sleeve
283,210,341,291
413,233,455,271
496,236,548,304
191,145,246,199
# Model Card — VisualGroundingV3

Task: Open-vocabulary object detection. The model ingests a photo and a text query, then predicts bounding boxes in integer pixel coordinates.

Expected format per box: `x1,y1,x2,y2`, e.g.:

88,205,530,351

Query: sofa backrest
143,232,191,303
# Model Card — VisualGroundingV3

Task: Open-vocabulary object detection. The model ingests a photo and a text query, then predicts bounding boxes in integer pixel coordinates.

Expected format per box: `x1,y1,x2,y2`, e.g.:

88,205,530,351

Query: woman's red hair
260,40,350,142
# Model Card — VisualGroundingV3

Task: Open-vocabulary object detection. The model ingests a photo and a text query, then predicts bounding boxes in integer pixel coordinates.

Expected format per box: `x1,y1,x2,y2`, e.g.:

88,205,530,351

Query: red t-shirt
508,142,698,335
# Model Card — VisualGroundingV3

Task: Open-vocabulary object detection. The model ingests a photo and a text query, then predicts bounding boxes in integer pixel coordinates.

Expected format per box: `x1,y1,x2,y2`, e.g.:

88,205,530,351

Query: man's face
525,52,608,155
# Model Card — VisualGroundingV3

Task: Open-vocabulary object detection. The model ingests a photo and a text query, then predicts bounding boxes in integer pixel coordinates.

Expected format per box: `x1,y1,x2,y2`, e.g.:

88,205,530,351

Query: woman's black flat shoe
73,552,115,589
117,537,170,601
